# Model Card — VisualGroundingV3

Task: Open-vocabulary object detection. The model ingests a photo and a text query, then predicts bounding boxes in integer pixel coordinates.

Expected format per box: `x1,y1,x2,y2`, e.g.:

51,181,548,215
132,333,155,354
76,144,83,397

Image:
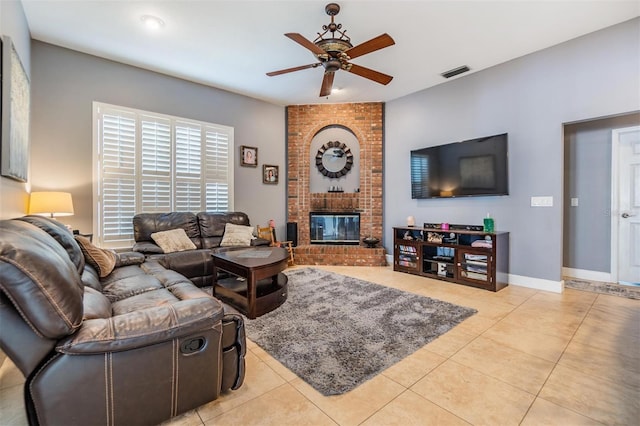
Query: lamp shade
28,192,74,218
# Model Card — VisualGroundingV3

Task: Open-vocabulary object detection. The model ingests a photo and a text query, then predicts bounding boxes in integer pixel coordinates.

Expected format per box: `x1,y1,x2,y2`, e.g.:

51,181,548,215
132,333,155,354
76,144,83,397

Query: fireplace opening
310,212,360,245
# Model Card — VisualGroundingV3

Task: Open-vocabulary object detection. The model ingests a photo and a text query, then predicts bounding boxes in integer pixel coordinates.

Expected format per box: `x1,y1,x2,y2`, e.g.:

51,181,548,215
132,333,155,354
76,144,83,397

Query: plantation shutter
93,102,234,249
98,107,137,247
204,126,231,211
175,122,203,212
141,116,172,212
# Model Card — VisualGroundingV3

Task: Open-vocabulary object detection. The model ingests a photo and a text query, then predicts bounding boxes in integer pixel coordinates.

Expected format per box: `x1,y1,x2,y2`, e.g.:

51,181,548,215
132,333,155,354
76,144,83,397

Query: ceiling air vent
441,65,470,79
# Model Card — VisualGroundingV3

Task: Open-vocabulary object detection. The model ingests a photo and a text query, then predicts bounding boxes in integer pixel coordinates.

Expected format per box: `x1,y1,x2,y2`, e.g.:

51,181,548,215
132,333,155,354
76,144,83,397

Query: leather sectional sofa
133,211,269,286
0,215,246,425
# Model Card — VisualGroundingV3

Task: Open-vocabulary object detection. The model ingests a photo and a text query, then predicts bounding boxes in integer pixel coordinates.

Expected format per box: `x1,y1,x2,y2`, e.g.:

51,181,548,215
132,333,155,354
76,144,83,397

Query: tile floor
1,265,638,425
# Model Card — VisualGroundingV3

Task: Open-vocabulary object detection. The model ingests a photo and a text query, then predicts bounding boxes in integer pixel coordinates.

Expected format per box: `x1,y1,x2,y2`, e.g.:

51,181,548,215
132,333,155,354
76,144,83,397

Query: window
93,102,233,248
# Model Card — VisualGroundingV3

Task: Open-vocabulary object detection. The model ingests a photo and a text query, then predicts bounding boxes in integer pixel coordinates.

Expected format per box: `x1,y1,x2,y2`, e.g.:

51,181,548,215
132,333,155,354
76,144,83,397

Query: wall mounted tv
411,133,508,199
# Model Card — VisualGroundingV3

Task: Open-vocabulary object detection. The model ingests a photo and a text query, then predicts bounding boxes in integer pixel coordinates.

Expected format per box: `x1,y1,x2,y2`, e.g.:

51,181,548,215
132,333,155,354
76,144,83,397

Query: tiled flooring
1,265,638,425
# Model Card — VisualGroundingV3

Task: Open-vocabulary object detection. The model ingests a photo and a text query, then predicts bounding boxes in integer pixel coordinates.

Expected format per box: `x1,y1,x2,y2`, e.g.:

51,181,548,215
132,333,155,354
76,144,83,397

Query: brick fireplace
286,103,386,266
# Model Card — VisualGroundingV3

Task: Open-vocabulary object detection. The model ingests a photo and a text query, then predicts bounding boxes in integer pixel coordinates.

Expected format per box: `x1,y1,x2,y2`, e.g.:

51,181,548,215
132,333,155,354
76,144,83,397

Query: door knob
621,212,632,218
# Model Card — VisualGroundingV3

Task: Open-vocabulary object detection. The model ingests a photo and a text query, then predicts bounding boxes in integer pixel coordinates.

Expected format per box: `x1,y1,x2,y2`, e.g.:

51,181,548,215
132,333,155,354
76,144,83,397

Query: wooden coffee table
212,247,289,319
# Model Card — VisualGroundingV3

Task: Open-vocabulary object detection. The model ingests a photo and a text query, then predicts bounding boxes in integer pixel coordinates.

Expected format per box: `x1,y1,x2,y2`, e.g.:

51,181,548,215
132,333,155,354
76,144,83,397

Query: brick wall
287,103,386,266
310,193,359,211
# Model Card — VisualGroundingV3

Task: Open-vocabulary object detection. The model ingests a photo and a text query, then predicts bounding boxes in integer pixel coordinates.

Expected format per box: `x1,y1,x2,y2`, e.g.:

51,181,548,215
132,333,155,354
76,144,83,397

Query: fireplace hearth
310,212,360,245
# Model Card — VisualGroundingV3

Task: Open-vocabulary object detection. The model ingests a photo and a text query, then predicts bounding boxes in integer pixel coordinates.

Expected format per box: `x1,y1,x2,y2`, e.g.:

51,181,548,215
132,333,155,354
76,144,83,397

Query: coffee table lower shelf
214,273,288,318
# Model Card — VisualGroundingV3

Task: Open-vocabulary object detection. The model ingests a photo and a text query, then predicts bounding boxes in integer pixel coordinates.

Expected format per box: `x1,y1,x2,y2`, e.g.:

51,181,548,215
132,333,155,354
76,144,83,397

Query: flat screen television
411,133,508,199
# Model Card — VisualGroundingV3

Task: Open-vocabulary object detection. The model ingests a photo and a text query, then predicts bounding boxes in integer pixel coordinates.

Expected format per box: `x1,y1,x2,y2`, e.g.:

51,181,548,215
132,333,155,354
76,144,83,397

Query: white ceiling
21,1,639,106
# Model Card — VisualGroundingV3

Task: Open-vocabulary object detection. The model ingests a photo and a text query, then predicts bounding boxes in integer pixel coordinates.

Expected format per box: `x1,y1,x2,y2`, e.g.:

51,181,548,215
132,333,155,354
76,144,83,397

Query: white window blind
93,102,234,248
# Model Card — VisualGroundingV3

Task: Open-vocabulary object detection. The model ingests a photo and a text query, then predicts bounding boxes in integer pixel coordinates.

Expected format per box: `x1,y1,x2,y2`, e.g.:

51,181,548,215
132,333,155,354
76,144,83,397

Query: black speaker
287,222,298,247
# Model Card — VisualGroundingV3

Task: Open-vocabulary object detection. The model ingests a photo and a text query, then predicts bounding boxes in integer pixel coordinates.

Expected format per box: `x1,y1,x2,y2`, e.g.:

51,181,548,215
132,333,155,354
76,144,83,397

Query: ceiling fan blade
347,63,393,85
344,33,395,60
319,72,335,97
266,63,320,76
285,33,326,56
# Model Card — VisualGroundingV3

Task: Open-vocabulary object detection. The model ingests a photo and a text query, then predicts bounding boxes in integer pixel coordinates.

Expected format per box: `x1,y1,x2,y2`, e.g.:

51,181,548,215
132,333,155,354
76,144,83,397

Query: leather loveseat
0,215,246,426
133,211,268,287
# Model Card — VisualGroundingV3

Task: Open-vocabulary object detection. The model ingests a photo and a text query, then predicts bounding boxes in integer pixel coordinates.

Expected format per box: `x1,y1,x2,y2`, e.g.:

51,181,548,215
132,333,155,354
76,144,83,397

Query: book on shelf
465,260,487,267
400,245,417,253
462,270,488,281
465,265,487,273
464,254,487,261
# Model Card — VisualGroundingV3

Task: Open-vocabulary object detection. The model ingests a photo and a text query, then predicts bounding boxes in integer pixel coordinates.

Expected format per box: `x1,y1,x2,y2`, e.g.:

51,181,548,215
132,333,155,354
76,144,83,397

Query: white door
612,126,640,285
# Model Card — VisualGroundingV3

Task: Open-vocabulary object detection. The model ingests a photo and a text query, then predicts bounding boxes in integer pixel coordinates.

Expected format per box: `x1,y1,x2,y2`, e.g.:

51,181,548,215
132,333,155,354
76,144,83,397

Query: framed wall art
263,164,278,184
240,145,258,167
1,35,30,182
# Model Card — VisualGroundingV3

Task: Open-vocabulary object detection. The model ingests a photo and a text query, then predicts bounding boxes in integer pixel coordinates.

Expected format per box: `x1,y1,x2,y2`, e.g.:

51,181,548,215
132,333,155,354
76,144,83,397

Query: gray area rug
244,268,477,395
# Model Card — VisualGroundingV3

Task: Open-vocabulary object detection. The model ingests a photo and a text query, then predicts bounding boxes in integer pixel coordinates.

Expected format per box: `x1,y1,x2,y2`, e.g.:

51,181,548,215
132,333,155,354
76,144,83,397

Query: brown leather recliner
0,216,245,426
132,211,269,287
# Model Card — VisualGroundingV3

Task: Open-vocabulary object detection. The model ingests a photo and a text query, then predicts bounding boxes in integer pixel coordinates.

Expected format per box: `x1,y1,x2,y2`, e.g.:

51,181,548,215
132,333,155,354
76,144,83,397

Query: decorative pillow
75,235,117,278
150,228,197,253
220,223,256,247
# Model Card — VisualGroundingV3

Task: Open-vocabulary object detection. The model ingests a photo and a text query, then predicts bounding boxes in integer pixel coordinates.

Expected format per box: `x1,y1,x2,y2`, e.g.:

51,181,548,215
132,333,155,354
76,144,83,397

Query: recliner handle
180,336,207,354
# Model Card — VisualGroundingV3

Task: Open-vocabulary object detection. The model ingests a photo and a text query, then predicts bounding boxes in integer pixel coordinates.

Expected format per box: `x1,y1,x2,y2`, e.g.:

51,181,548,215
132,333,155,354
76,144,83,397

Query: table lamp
28,191,75,219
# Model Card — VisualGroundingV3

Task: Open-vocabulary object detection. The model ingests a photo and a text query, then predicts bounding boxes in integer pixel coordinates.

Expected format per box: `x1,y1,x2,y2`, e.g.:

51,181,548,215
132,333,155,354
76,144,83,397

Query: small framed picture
263,165,279,184
240,145,258,167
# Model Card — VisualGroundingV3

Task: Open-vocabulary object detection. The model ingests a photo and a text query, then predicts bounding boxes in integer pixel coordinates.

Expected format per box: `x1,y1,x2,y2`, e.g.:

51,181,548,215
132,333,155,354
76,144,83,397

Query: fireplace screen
310,212,360,245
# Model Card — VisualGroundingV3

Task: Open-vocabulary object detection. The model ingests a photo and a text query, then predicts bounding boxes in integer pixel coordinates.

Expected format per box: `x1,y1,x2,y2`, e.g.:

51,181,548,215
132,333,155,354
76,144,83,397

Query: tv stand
393,226,509,291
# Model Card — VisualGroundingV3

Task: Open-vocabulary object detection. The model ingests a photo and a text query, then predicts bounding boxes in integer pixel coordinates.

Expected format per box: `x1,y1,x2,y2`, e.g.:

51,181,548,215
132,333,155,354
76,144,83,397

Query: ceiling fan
266,2,395,97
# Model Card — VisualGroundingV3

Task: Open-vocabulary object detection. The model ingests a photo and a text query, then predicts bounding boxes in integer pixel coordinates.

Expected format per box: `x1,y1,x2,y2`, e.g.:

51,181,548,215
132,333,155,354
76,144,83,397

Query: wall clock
315,141,353,179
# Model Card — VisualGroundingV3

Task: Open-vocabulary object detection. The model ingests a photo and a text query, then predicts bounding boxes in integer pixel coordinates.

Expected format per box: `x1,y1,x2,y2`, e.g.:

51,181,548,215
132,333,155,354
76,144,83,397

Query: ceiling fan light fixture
324,59,342,73
140,15,165,30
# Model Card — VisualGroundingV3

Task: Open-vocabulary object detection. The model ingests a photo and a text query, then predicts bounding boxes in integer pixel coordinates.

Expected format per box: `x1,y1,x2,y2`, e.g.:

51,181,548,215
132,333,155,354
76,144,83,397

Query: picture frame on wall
263,164,278,184
240,145,258,167
1,35,30,182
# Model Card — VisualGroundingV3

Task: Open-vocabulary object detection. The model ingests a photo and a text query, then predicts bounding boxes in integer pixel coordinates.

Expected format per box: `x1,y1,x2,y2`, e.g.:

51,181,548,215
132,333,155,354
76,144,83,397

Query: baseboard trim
562,267,611,283
509,274,564,293
385,254,393,265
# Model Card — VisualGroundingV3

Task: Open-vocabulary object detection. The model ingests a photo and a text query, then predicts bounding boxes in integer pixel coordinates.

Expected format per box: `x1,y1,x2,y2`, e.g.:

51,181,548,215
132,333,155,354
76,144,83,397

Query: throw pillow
150,228,197,253
220,223,256,247
75,235,117,278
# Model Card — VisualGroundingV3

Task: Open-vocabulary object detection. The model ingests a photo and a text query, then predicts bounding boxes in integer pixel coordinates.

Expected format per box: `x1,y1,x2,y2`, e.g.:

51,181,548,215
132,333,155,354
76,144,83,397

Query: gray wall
563,113,640,273
384,18,640,289
0,0,31,219
30,41,286,238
